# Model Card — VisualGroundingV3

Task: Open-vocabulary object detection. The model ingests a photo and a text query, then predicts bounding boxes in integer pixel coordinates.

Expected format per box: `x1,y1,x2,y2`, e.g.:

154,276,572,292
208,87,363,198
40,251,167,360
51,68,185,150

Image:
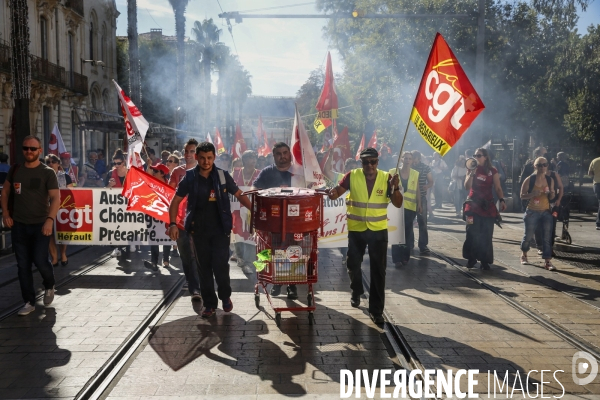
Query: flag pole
393,118,412,173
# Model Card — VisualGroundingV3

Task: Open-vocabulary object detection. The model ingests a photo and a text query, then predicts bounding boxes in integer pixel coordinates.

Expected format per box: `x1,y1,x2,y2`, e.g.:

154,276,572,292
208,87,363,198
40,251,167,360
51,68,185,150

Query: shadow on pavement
0,308,72,399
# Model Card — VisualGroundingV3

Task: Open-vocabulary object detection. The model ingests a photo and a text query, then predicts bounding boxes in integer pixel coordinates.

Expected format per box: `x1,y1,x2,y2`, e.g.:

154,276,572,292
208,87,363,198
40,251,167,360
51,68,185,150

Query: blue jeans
12,221,55,305
177,229,200,295
594,183,600,227
521,209,553,259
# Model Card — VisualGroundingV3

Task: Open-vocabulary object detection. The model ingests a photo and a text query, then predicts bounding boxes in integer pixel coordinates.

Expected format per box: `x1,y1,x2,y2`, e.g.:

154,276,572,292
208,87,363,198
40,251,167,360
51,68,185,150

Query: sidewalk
0,248,183,399
105,252,398,398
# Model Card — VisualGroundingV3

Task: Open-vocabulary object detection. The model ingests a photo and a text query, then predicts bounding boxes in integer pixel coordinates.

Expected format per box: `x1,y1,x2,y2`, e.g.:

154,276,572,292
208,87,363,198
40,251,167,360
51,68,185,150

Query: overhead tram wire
215,0,239,56
237,2,316,14
264,105,354,125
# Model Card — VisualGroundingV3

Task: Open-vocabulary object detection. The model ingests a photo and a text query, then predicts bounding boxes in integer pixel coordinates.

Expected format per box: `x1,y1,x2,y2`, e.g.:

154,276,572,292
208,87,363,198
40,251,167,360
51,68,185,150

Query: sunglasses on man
362,159,378,166
113,161,123,166
22,146,40,152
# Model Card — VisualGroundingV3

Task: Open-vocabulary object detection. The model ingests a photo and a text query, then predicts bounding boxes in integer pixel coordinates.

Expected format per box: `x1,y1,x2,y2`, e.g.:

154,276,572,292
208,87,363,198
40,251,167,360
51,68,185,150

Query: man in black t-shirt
252,142,298,299
1,136,60,316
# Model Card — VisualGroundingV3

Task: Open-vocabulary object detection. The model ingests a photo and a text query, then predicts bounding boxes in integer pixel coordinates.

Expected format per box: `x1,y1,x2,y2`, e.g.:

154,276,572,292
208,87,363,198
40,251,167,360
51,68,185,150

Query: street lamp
81,59,105,71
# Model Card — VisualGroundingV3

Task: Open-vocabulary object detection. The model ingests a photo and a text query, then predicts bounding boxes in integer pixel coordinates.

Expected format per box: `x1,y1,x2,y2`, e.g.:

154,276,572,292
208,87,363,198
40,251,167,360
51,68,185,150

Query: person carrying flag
326,148,403,324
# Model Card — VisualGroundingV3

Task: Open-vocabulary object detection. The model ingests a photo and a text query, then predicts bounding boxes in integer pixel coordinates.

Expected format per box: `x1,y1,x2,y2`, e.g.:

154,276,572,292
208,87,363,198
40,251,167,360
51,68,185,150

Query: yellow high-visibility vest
389,168,419,211
347,169,390,231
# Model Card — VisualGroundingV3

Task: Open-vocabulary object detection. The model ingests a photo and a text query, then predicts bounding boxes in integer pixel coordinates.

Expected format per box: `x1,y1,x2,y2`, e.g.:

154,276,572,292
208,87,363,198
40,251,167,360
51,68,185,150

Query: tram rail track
0,246,91,290
75,276,184,400
428,247,600,362
0,248,108,321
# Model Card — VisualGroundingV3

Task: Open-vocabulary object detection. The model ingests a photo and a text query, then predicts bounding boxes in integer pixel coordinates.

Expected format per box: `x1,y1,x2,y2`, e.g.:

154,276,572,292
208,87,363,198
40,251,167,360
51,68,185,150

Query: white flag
113,80,149,168
289,104,325,189
206,132,213,144
48,123,67,156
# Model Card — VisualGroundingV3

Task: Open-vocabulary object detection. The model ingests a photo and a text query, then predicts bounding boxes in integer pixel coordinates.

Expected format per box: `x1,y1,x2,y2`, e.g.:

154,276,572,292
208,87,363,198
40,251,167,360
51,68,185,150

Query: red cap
60,152,71,159
150,163,170,175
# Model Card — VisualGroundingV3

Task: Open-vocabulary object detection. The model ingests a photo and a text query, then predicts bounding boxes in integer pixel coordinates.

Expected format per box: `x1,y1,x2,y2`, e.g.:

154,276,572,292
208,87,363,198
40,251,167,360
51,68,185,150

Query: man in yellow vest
389,151,421,267
327,148,403,324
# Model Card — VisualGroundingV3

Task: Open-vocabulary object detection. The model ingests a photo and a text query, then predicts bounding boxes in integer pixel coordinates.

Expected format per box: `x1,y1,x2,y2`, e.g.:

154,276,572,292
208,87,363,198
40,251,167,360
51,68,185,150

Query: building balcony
30,55,66,87
64,0,84,17
66,71,88,96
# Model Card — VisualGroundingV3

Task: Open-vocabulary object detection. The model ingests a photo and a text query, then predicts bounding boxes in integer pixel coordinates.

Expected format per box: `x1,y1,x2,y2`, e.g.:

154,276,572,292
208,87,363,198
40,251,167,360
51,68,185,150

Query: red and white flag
122,166,177,225
232,124,247,159
355,133,365,160
206,132,213,144
367,130,377,149
113,80,149,167
290,104,325,188
48,123,67,156
214,128,226,155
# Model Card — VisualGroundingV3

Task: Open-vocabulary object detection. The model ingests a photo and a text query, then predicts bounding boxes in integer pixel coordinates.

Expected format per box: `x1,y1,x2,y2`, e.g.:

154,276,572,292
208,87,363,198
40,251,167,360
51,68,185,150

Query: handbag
448,180,456,193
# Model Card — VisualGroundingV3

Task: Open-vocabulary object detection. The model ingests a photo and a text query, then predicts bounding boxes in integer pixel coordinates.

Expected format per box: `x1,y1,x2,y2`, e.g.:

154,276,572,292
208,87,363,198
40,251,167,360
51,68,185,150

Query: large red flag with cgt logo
122,167,176,225
410,33,484,156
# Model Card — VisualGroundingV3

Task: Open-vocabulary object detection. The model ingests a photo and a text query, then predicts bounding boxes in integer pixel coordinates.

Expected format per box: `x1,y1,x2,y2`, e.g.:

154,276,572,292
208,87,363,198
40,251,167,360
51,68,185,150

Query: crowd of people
2,132,598,322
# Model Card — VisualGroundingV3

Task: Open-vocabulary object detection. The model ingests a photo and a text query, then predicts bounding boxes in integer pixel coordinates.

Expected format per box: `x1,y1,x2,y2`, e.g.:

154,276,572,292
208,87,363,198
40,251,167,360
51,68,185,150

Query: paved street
0,208,599,399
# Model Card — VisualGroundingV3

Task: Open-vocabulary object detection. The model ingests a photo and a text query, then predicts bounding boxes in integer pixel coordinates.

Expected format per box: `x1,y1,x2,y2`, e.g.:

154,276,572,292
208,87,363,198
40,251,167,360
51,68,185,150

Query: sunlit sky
114,0,600,97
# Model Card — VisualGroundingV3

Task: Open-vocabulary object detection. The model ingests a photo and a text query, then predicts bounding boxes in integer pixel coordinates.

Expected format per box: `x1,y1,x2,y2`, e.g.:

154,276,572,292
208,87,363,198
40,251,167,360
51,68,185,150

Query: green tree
168,0,190,128
191,19,224,134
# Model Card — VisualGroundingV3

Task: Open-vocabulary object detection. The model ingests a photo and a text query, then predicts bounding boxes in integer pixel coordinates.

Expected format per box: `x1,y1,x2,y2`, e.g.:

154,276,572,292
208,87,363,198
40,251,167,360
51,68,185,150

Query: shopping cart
249,187,324,326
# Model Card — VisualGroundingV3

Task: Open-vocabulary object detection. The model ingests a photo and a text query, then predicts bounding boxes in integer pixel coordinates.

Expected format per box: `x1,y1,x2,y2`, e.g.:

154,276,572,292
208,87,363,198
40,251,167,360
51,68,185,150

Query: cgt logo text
340,357,597,399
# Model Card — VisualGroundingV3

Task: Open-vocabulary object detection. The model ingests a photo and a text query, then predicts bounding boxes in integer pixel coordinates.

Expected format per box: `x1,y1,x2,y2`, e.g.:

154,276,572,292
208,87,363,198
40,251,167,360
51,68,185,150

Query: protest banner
55,188,173,246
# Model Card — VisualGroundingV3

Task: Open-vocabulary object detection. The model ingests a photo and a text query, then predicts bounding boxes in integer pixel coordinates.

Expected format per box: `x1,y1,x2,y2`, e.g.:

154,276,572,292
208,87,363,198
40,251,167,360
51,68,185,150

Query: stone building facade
0,0,119,163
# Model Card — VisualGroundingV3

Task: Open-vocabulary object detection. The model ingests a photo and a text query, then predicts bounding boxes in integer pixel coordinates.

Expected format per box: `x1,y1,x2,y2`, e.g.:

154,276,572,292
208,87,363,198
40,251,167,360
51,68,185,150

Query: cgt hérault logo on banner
55,188,173,246
56,189,94,241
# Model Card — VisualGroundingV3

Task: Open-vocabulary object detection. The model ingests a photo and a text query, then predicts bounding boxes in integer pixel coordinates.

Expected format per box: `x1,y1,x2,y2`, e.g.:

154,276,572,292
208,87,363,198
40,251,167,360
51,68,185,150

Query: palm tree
127,0,141,106
214,44,231,134
233,68,252,127
191,19,222,134
168,0,190,128
9,0,31,164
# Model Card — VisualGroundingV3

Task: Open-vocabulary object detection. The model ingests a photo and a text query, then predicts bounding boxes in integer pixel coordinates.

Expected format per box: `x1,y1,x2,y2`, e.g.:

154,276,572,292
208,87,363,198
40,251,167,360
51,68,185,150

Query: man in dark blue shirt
168,142,251,318
252,142,298,300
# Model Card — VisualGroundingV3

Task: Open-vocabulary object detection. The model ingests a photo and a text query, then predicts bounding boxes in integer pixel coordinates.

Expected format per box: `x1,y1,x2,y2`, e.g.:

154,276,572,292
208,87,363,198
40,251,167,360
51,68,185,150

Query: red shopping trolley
250,187,324,326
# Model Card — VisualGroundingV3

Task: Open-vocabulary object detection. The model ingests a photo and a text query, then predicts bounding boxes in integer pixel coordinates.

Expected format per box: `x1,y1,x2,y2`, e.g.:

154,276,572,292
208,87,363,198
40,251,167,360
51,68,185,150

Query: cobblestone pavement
0,247,183,399
381,206,600,396
105,250,398,399
1,209,600,399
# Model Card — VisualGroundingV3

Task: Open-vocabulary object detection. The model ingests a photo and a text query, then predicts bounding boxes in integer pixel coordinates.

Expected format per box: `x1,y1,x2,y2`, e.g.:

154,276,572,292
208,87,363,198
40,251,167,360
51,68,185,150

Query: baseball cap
150,164,170,175
359,147,379,159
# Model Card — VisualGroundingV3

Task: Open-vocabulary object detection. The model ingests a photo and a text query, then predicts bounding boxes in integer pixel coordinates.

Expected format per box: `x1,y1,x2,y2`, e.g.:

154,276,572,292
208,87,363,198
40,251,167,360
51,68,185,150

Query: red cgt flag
233,124,247,159
314,52,339,133
122,167,175,225
411,33,485,156
257,116,270,157
214,128,226,155
367,130,377,149
355,133,365,161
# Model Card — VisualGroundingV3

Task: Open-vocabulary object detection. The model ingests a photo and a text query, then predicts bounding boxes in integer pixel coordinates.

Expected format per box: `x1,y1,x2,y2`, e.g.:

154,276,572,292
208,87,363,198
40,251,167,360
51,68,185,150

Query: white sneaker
18,303,35,316
43,287,55,306
111,248,121,257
